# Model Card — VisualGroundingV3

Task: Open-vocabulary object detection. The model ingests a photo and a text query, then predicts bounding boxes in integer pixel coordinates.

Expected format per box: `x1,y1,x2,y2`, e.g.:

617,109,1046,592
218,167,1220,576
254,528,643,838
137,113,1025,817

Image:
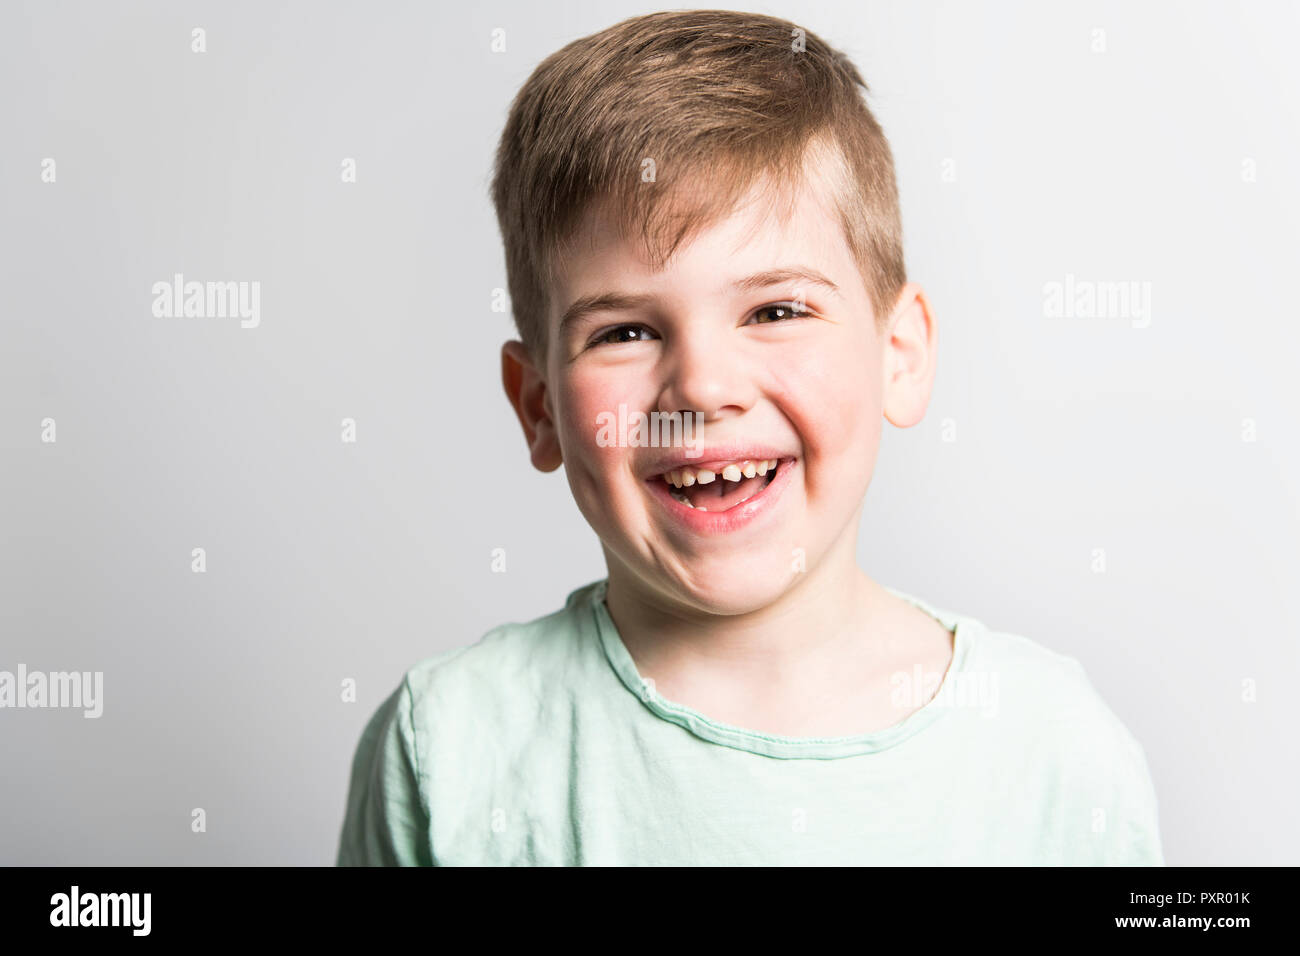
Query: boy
336,10,1163,866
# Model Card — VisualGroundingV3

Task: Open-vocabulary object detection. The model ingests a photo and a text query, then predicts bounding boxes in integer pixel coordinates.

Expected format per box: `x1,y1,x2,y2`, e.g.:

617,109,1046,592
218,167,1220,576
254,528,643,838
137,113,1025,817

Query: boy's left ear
881,282,938,428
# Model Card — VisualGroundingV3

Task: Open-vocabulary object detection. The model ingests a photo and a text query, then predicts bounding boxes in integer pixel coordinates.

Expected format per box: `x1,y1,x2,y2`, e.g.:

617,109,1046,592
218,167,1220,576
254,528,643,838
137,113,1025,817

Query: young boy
336,10,1163,866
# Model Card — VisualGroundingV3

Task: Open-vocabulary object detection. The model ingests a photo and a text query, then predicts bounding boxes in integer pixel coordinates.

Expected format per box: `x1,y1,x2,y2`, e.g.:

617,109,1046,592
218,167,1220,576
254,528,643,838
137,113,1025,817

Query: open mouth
650,458,788,513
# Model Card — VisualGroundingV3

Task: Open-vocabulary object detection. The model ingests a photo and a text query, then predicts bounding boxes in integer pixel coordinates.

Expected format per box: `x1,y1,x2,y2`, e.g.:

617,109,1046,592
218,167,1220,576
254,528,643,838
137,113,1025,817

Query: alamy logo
151,273,261,328
595,403,704,455
50,886,151,936
0,664,103,718
1042,273,1151,328
889,665,999,718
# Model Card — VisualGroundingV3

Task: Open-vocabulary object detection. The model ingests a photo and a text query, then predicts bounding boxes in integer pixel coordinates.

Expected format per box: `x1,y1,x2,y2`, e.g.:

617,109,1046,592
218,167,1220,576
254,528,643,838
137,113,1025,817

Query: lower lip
645,458,798,534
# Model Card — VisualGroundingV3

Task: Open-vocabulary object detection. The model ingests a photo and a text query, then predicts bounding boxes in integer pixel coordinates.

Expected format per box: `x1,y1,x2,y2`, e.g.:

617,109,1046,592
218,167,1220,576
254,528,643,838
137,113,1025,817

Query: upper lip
641,447,796,479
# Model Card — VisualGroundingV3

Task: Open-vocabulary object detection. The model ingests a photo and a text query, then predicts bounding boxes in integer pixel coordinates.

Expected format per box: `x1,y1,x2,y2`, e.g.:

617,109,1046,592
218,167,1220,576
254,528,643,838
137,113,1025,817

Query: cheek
770,336,882,495
830,347,883,470
828,351,882,490
777,337,881,438
554,371,618,451
824,348,881,436
553,371,640,504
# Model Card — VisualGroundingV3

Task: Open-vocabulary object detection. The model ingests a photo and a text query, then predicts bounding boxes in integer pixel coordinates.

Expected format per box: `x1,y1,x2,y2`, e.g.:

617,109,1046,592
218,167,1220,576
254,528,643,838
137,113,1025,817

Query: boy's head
493,10,938,614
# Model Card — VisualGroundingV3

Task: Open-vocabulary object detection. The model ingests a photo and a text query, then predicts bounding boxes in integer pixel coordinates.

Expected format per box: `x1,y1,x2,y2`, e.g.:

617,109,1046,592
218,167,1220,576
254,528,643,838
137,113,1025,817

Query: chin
666,552,799,616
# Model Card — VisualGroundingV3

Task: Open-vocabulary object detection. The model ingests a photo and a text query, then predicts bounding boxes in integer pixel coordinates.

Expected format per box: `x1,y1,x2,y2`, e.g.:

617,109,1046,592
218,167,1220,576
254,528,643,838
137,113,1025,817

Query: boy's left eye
748,301,812,324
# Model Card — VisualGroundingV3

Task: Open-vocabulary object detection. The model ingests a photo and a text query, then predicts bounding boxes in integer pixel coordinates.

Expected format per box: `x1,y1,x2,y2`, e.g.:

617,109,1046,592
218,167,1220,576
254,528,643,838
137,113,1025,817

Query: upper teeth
661,459,779,488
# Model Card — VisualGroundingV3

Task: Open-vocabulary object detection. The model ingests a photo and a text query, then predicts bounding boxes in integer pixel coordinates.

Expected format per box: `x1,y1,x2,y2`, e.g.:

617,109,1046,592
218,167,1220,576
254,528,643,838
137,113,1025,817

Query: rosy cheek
796,346,872,427
557,373,628,468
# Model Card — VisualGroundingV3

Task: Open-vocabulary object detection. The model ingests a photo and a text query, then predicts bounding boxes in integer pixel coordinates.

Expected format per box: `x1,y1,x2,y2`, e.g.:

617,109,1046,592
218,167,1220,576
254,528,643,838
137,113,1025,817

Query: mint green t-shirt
336,579,1164,866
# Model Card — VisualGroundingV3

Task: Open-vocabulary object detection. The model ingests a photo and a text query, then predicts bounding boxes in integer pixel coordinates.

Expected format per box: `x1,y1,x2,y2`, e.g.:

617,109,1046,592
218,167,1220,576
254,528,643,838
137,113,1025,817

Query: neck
602,519,892,686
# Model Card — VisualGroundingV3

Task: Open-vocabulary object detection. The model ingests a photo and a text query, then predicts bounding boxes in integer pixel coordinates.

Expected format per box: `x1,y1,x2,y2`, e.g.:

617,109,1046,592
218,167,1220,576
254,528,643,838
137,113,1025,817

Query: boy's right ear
501,340,563,473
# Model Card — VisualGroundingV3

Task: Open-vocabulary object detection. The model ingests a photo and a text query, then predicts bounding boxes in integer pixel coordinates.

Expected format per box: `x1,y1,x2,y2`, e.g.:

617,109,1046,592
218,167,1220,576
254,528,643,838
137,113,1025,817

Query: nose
654,323,757,422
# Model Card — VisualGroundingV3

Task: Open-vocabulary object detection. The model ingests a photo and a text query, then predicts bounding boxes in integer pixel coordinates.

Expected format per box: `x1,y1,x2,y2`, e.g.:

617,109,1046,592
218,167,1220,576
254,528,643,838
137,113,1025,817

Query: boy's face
503,152,936,615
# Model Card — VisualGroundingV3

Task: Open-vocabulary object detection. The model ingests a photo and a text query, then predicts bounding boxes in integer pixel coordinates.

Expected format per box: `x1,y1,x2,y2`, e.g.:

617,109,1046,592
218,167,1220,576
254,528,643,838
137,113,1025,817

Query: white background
1,0,1296,864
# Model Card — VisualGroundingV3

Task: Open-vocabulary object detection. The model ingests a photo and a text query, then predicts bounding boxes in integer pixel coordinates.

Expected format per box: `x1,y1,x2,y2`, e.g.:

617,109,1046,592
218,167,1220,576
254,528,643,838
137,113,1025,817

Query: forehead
552,153,861,314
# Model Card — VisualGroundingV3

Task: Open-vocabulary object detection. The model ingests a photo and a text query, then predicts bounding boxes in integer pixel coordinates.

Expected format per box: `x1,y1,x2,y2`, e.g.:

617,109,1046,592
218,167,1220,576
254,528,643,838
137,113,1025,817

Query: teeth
669,489,709,511
659,458,780,487
667,457,787,511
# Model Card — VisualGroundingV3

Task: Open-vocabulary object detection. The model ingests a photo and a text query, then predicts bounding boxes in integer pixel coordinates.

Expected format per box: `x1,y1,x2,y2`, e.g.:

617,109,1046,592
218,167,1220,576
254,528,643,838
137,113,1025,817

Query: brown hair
489,9,905,363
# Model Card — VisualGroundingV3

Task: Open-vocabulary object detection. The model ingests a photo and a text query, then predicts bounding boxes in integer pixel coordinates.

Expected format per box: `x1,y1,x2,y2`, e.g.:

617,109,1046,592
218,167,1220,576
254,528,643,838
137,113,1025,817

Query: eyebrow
558,266,842,336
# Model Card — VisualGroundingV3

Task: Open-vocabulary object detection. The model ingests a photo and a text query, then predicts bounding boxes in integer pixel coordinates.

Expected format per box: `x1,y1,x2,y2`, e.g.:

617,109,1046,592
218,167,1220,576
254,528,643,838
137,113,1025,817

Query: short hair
490,9,906,363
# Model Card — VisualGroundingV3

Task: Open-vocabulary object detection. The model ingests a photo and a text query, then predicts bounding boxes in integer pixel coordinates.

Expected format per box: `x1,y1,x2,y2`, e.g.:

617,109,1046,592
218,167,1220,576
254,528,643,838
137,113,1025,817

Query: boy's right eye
589,324,657,348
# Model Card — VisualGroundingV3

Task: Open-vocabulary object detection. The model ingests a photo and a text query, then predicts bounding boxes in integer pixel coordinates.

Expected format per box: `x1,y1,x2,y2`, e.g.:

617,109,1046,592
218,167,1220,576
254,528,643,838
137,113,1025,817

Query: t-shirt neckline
585,577,976,759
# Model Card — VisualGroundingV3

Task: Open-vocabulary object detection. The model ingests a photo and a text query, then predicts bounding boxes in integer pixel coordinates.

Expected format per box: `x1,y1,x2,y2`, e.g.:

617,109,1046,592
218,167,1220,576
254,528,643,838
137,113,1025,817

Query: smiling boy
336,10,1163,866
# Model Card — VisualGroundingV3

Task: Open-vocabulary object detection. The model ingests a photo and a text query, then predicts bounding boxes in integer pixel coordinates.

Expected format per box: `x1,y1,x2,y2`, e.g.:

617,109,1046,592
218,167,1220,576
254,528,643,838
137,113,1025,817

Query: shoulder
336,580,604,865
970,621,1146,763
887,587,1123,734
890,587,1163,863
401,579,603,722
383,578,613,778
960,613,1164,864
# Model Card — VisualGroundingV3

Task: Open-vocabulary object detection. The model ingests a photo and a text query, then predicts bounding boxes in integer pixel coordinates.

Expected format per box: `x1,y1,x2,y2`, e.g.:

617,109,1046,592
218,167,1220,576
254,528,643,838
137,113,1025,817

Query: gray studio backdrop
2,0,1296,865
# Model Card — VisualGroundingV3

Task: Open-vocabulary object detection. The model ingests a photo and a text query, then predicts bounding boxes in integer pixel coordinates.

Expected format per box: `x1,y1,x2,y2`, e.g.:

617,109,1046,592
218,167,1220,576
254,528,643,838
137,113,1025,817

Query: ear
881,283,938,428
501,340,564,472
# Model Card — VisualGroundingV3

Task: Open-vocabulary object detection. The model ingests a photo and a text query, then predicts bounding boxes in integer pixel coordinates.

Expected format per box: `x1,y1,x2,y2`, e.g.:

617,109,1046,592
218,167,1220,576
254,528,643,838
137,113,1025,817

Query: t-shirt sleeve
1060,656,1166,866
1107,731,1165,866
335,676,434,866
